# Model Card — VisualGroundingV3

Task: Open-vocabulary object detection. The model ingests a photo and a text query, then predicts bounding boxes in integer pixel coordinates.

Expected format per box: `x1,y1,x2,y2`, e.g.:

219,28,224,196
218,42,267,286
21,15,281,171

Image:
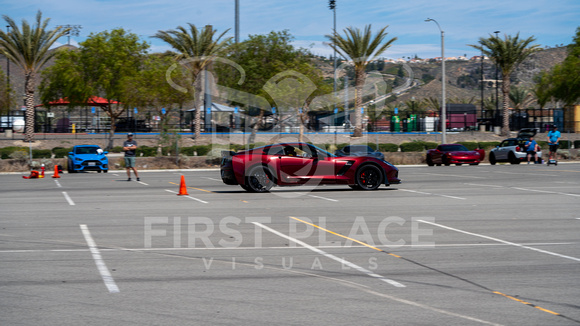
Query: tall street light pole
494,31,500,128
329,1,337,96
426,18,446,144
6,25,10,126
235,0,239,44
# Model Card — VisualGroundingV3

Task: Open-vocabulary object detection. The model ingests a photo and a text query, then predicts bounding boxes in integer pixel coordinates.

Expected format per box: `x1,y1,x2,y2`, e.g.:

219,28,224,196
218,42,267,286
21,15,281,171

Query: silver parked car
489,128,542,165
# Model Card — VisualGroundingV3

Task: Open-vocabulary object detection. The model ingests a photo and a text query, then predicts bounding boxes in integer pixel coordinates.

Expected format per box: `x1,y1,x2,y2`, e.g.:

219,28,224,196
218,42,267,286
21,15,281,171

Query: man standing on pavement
547,125,561,161
123,133,140,181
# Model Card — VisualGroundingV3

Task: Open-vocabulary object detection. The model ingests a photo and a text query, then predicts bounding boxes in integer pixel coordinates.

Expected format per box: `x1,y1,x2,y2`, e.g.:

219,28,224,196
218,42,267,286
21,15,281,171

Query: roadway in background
1,164,579,325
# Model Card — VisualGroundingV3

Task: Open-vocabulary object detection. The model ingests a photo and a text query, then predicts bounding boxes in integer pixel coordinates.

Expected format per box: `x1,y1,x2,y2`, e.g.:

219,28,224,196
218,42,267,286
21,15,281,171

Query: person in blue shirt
525,136,539,164
547,125,561,161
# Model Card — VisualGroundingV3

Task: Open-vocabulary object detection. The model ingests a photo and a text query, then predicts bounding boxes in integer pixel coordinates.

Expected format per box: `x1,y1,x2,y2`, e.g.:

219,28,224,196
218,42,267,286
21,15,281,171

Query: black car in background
334,145,385,161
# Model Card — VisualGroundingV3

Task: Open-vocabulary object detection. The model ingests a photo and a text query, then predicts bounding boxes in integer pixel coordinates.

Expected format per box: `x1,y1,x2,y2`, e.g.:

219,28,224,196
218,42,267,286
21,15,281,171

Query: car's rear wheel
355,165,383,190
509,152,520,164
103,170,108,173
489,153,496,165
245,165,274,193
349,184,362,190
426,156,434,166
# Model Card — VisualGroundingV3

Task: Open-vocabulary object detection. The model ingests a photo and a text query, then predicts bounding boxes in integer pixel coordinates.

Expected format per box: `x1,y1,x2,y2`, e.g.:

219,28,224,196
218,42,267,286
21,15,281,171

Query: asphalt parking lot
1,163,579,325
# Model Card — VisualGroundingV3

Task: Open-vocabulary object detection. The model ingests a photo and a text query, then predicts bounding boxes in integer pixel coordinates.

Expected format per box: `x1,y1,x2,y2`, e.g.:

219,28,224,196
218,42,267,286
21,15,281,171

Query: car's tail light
516,146,520,152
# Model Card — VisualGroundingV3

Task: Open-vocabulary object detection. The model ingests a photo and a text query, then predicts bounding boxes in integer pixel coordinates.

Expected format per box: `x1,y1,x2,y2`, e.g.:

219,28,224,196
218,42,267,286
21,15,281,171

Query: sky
1,0,579,59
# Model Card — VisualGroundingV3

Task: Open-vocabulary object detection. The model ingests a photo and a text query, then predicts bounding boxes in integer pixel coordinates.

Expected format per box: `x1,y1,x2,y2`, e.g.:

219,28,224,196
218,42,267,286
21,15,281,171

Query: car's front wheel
443,156,451,166
355,165,383,190
245,165,274,193
489,153,497,165
67,159,75,173
426,155,435,166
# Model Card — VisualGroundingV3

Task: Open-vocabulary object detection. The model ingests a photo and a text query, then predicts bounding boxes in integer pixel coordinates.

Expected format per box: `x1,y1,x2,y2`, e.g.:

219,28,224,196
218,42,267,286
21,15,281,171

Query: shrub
0,146,27,159
111,146,124,153
456,142,478,150
180,145,211,156
32,149,52,159
9,150,28,160
536,141,548,150
378,143,399,152
558,140,571,149
52,147,72,158
399,142,425,152
478,141,501,150
574,140,580,149
137,145,157,157
420,141,438,150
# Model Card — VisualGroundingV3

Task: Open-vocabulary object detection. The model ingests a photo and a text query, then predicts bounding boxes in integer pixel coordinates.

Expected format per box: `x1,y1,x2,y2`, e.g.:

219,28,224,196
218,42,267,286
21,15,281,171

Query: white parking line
416,173,486,179
464,183,504,188
137,181,149,186
399,189,466,200
79,224,120,293
308,194,339,202
62,192,75,205
252,222,405,288
165,189,209,204
493,171,558,177
418,220,580,262
1,242,574,254
54,180,62,188
511,187,580,197
201,177,222,182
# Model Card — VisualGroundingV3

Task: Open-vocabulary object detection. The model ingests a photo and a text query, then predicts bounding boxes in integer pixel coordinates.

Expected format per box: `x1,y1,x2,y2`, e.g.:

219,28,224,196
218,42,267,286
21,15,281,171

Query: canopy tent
186,103,236,113
35,96,120,107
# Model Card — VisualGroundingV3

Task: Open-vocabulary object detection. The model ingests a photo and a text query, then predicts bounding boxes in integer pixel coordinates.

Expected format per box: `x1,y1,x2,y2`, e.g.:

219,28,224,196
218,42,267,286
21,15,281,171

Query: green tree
0,11,68,141
40,28,149,149
469,33,540,136
533,72,553,109
547,27,580,106
153,24,231,140
326,25,397,137
217,30,331,142
124,53,190,128
0,69,15,115
509,86,533,110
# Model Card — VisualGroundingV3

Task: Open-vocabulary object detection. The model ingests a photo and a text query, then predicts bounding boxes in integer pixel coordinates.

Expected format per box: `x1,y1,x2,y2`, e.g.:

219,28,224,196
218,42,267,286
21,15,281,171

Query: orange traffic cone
52,164,61,178
177,175,189,196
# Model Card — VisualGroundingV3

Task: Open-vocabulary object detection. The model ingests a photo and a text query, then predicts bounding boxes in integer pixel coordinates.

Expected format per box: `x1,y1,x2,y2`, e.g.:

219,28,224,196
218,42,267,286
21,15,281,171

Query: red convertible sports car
426,144,484,166
221,142,401,192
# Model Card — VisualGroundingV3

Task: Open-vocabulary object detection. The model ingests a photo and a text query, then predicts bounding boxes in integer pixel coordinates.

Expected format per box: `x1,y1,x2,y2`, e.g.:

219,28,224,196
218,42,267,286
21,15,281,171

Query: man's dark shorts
527,150,536,155
125,157,136,168
549,144,559,153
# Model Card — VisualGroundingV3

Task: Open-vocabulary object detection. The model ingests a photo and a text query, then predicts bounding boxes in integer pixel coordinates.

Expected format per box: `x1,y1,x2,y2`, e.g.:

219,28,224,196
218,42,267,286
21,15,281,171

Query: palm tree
153,24,231,139
0,11,68,141
326,25,397,137
469,33,539,136
509,86,534,110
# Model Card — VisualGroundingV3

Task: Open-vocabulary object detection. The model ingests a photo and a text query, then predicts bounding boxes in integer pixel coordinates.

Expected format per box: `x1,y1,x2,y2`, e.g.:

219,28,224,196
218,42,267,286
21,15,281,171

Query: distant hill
313,46,568,109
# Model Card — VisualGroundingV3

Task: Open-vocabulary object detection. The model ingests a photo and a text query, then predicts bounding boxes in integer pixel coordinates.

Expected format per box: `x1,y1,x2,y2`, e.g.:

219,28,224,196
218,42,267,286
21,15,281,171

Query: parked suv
489,128,542,165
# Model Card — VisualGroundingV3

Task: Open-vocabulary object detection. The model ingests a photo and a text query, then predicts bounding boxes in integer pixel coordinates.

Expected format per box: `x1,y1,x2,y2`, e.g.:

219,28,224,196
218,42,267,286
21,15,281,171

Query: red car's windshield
439,145,469,152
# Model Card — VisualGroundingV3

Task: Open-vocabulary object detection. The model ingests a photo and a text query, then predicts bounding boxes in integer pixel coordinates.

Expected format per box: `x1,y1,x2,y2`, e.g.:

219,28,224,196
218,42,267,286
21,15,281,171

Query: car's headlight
75,157,82,161
100,157,107,161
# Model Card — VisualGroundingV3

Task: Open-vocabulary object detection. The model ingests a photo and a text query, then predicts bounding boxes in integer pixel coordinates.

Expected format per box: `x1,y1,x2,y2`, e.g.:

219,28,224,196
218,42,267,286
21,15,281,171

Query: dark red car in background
426,144,484,166
221,142,401,192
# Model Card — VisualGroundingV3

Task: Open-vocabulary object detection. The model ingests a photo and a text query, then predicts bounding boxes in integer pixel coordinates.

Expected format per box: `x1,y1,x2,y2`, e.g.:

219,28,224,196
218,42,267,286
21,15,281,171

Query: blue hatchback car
68,145,109,173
